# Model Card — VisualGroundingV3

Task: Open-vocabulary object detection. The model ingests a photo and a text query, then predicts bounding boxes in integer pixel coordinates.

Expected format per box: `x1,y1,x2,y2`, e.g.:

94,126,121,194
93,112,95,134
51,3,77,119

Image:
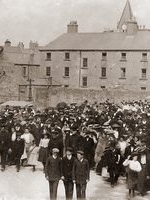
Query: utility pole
28,78,33,101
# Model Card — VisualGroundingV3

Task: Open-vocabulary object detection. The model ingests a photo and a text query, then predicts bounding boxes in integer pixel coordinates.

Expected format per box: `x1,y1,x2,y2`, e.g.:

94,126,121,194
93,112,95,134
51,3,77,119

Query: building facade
40,0,150,91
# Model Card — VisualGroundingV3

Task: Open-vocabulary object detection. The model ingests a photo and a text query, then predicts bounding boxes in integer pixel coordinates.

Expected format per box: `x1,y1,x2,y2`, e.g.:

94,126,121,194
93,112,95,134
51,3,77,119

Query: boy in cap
61,147,75,200
72,150,90,200
45,148,61,200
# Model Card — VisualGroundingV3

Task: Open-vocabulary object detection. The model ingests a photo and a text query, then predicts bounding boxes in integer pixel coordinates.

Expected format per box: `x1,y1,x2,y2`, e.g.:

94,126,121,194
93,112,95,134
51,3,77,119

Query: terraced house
40,0,150,91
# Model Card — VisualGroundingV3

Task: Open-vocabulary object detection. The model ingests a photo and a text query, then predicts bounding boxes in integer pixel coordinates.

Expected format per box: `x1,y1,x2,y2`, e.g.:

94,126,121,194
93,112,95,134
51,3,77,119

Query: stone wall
35,87,150,109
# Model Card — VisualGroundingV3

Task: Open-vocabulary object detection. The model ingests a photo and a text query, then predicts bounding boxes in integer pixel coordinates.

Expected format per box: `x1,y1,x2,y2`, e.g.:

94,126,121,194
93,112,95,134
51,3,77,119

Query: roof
41,30,150,51
4,46,40,65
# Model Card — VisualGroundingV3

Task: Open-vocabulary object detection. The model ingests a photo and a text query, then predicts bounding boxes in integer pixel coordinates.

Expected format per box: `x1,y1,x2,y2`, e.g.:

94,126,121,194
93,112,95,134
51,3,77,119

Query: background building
40,0,150,91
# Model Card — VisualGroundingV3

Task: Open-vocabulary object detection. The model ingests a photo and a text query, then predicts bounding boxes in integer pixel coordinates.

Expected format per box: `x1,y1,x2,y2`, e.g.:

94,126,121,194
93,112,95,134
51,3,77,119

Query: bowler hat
66,147,73,152
52,148,59,153
77,150,84,155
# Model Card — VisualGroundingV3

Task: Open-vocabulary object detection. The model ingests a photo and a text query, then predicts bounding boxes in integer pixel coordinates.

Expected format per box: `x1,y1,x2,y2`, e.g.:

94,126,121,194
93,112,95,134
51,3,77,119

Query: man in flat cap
45,148,62,200
72,150,90,200
61,147,75,200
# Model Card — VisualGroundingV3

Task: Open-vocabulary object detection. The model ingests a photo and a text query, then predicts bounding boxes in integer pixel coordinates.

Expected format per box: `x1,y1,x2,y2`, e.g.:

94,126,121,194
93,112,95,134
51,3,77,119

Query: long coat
62,156,75,181
72,158,90,184
45,156,62,181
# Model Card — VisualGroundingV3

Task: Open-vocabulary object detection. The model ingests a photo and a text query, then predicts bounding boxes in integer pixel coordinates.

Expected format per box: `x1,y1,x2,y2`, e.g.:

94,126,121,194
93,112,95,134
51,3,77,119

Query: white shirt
141,155,146,164
39,138,50,148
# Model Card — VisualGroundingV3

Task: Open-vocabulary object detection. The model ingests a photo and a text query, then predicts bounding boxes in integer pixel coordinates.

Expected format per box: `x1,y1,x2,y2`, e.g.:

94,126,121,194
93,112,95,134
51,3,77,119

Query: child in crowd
28,140,39,172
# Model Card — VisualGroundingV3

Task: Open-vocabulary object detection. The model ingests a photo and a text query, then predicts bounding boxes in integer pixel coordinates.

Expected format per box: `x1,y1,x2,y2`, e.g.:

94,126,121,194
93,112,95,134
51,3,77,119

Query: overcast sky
0,0,150,47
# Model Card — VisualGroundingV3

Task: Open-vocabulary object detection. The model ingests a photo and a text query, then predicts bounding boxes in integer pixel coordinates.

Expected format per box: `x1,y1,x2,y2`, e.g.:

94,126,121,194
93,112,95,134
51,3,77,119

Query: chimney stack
4,39,11,47
29,41,39,50
67,21,78,33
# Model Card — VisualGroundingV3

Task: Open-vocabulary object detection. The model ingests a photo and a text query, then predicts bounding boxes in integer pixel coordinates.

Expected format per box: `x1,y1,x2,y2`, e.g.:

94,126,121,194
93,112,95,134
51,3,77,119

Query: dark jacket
124,145,135,159
48,137,63,157
13,138,25,157
72,158,90,184
62,156,75,181
45,156,62,181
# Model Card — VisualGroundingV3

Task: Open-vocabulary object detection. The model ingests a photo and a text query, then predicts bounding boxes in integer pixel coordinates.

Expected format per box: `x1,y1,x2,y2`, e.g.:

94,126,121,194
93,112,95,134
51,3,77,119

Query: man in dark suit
72,150,90,200
13,135,25,172
0,125,11,171
82,132,95,169
45,148,61,200
61,147,75,200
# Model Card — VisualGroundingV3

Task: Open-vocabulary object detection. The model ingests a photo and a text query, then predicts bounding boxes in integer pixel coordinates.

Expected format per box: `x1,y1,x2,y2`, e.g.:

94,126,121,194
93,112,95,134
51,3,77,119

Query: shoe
1,168,5,172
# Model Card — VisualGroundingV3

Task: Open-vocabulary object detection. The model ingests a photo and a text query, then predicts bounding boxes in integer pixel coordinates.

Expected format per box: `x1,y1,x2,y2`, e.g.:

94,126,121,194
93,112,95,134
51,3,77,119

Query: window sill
45,59,51,61
120,59,127,62
119,77,126,80
81,86,88,88
140,78,147,80
63,76,70,78
64,59,70,61
100,77,107,79
81,67,88,69
141,60,148,63
101,59,107,61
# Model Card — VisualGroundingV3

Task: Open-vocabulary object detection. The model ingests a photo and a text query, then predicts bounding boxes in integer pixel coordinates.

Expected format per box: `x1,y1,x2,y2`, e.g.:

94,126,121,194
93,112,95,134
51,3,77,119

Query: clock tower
117,0,138,34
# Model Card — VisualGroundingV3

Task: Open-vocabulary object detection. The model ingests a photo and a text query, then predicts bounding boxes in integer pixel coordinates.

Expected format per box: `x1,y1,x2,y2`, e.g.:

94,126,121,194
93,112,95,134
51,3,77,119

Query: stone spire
117,0,134,31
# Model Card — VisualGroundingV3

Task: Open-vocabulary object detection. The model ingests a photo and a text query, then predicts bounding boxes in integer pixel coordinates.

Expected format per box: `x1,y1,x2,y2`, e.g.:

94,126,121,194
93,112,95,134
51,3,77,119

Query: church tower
117,0,138,34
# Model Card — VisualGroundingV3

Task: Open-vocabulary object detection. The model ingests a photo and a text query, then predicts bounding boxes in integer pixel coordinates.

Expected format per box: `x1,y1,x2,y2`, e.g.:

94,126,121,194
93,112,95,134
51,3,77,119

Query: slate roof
41,30,150,51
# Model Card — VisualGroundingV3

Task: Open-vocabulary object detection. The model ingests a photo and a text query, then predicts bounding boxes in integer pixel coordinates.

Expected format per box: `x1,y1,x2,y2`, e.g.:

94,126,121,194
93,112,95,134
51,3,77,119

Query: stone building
40,0,150,91
0,40,41,102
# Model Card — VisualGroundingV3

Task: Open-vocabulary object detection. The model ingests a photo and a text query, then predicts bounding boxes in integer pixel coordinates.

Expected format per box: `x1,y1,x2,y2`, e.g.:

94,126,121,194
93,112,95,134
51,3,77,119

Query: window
82,77,87,87
101,86,106,89
101,67,106,78
64,85,69,88
46,53,51,60
22,67,27,77
141,87,146,91
121,52,126,60
83,58,88,68
142,53,147,61
65,52,70,60
120,68,126,78
141,68,146,79
46,67,51,76
64,67,69,77
102,52,107,60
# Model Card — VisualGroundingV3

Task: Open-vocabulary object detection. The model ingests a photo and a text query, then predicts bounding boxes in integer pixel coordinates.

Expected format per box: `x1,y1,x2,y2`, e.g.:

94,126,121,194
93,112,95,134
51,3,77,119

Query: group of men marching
0,99,150,199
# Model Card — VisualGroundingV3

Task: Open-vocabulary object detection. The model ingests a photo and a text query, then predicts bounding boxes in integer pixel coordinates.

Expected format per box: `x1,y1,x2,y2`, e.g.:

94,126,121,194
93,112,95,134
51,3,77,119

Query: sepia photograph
0,0,150,199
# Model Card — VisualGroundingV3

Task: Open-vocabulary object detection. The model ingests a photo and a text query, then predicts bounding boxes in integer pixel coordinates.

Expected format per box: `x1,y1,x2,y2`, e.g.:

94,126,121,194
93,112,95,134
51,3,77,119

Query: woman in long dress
38,133,50,170
28,140,39,172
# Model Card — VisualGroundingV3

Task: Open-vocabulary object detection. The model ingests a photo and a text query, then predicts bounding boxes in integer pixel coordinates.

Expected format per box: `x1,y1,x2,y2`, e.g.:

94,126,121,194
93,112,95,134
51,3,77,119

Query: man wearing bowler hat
61,147,75,200
45,148,61,200
72,150,90,200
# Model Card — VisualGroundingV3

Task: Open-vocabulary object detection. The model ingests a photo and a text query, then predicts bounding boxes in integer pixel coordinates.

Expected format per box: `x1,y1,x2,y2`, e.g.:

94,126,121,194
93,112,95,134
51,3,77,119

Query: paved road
0,163,149,200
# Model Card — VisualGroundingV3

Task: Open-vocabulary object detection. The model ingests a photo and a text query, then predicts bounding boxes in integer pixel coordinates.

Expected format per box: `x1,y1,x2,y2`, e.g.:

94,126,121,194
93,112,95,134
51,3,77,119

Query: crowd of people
0,99,150,199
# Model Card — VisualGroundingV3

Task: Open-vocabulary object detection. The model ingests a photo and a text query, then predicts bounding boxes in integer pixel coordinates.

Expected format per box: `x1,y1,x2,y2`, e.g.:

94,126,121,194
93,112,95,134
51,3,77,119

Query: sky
0,0,150,47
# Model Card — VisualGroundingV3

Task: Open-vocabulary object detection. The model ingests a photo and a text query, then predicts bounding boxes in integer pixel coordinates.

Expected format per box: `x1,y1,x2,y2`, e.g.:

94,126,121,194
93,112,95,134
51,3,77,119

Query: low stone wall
35,87,150,109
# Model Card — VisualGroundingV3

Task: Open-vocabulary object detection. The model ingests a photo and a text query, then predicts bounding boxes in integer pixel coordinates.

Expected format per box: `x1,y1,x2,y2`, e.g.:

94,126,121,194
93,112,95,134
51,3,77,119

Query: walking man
72,150,90,200
61,147,75,200
45,148,61,200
